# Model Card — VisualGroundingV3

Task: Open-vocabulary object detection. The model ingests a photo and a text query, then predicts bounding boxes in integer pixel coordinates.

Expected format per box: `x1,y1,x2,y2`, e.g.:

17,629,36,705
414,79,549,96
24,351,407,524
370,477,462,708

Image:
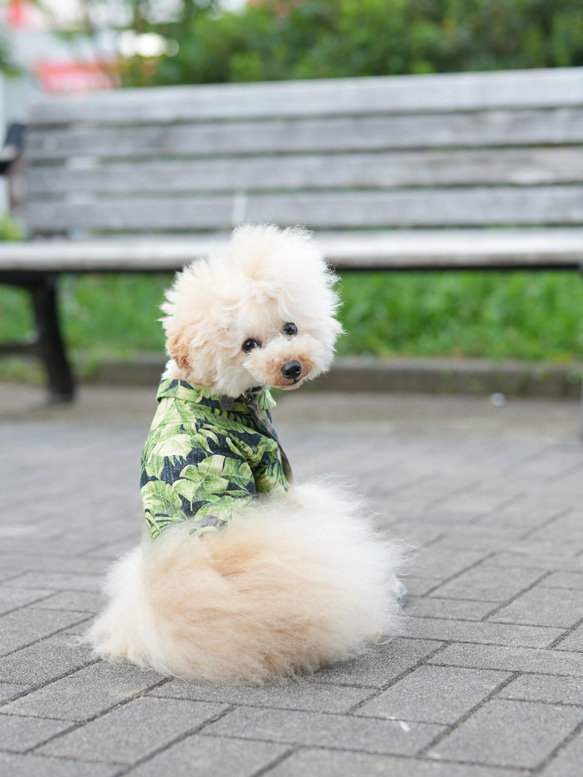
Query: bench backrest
25,67,583,238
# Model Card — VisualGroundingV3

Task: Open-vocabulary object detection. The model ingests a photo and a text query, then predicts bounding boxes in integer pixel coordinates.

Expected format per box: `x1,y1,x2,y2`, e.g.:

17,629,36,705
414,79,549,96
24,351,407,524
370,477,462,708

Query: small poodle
88,224,406,684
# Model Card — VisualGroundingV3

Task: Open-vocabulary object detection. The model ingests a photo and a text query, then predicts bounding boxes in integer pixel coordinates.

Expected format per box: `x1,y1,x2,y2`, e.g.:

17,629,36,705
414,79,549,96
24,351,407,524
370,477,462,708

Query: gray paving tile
0,683,29,703
0,633,97,684
555,624,583,652
406,596,498,622
0,554,110,576
405,617,563,648
489,552,583,573
148,678,373,714
0,607,89,656
356,666,511,724
499,674,583,706
37,698,227,764
544,572,583,589
0,753,120,777
428,564,545,602
2,662,164,722
0,714,72,753
307,638,443,688
540,729,583,777
528,510,583,545
264,748,522,777
0,587,56,615
429,644,583,676
491,587,583,628
124,735,289,777
204,707,444,756
32,591,103,613
427,699,583,768
7,572,104,592
409,548,487,580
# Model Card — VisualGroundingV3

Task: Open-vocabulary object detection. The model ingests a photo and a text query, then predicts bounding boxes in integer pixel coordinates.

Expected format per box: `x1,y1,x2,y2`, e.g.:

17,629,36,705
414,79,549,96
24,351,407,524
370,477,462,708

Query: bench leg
0,273,75,402
31,275,75,401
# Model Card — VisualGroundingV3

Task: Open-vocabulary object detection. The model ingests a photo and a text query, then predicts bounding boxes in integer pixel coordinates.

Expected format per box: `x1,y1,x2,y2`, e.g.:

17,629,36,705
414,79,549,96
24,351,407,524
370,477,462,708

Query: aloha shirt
140,379,290,539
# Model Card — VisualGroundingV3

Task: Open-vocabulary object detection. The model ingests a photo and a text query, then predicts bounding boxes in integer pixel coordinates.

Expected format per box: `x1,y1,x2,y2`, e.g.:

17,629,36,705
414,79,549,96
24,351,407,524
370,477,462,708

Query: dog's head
161,224,343,397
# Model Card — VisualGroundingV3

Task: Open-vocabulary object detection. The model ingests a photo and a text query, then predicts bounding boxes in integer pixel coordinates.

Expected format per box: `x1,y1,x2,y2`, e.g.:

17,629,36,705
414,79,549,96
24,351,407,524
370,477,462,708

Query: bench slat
1,229,582,272
27,68,583,126
25,186,583,233
25,108,583,161
26,148,583,195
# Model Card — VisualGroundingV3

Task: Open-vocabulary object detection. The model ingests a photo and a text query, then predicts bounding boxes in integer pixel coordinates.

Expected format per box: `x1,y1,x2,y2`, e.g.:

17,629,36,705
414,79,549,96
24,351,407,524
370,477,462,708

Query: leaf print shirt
140,379,290,539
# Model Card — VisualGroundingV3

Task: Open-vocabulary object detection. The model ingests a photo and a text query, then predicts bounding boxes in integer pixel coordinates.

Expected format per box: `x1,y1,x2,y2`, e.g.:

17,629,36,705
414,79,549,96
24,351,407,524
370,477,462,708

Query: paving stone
543,572,583,589
2,662,164,722
264,748,522,777
38,697,227,763
32,591,104,613
429,644,583,676
204,707,444,756
405,617,563,648
427,699,583,768
410,548,488,581
0,753,120,777
6,572,104,593
540,729,583,777
0,607,90,656
0,587,56,615
491,587,583,628
428,564,545,602
308,638,443,688
148,678,374,714
0,714,73,753
0,633,97,684
356,666,511,724
398,577,443,597
528,510,583,545
406,597,499,621
499,674,583,706
123,734,289,777
488,552,583,573
555,624,583,652
0,683,29,703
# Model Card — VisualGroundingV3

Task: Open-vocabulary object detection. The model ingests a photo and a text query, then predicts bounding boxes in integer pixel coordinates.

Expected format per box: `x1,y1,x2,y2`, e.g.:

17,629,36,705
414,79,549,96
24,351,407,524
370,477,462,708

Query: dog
88,224,406,684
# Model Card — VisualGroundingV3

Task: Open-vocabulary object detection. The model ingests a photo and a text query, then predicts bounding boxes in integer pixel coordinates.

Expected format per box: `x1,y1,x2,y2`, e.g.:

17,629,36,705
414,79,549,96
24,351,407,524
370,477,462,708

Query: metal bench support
0,272,75,401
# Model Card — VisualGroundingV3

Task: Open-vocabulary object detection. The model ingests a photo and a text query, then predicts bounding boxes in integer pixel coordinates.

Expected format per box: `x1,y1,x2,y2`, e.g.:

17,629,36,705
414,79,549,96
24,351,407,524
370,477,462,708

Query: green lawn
0,271,582,383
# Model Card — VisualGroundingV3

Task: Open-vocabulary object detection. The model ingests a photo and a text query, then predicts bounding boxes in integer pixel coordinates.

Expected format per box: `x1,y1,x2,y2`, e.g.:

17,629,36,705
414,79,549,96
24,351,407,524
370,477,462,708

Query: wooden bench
1,67,583,401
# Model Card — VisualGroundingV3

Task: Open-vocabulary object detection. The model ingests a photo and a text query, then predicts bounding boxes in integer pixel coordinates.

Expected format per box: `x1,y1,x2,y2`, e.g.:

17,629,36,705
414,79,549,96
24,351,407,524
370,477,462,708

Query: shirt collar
156,378,276,414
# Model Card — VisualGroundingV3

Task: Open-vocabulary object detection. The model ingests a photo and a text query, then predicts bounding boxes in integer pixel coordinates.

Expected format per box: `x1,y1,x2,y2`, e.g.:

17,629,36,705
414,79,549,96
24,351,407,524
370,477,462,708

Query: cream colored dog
88,225,405,684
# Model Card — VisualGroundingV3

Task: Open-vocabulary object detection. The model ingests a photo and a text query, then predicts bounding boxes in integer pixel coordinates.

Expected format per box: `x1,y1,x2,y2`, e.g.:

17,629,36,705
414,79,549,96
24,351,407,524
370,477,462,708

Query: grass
337,270,583,362
0,270,582,384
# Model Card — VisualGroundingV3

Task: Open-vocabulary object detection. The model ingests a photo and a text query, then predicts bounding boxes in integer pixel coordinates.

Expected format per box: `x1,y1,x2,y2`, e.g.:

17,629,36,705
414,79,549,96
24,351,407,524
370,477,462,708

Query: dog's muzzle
281,360,302,383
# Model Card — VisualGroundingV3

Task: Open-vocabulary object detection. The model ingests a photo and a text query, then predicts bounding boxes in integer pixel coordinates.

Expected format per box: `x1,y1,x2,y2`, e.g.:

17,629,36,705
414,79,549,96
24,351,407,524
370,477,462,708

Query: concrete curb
86,353,582,400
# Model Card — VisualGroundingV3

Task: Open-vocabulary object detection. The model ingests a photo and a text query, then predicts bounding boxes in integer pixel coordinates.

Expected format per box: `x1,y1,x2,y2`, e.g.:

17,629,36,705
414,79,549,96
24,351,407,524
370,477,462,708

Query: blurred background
1,0,582,385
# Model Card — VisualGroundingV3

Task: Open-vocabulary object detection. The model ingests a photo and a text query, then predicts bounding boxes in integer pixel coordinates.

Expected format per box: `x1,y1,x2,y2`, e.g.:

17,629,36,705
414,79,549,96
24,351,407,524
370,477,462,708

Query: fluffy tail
87,482,407,684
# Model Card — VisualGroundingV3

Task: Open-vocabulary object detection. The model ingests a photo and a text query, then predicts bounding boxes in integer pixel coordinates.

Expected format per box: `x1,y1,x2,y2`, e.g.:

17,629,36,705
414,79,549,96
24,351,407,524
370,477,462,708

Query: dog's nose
281,360,302,381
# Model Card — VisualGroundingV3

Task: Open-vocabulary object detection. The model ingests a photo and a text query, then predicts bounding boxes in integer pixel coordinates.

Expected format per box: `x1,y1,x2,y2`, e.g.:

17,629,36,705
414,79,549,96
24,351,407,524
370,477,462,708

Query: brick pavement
0,382,582,776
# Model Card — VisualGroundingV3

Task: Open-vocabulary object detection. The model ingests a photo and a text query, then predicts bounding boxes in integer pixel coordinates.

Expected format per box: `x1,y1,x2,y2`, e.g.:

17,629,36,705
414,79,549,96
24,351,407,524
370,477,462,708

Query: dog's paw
389,576,408,606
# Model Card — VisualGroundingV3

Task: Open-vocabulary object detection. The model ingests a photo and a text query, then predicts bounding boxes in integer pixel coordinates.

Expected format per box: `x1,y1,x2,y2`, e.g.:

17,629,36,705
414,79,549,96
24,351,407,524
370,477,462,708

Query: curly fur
87,224,406,684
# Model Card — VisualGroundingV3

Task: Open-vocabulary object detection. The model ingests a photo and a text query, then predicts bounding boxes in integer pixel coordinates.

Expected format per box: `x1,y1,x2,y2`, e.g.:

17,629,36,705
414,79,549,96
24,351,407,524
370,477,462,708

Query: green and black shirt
139,379,290,539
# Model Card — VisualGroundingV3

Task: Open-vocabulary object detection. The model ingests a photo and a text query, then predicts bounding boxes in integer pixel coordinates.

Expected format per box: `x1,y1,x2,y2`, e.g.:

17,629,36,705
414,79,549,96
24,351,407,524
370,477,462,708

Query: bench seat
1,228,583,274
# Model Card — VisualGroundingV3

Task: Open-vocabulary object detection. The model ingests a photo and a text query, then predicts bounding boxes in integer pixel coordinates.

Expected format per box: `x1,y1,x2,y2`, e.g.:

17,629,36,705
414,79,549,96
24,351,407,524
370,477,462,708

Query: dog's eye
283,322,298,336
242,338,261,353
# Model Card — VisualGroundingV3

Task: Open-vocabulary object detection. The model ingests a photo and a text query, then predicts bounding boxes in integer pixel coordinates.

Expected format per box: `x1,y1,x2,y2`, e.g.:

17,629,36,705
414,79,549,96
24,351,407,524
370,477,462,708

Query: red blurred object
4,0,31,27
35,60,119,94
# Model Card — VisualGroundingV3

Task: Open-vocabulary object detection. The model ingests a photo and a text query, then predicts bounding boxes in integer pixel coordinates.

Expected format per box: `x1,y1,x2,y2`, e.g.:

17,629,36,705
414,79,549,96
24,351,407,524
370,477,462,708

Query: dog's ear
166,328,191,371
164,321,218,387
